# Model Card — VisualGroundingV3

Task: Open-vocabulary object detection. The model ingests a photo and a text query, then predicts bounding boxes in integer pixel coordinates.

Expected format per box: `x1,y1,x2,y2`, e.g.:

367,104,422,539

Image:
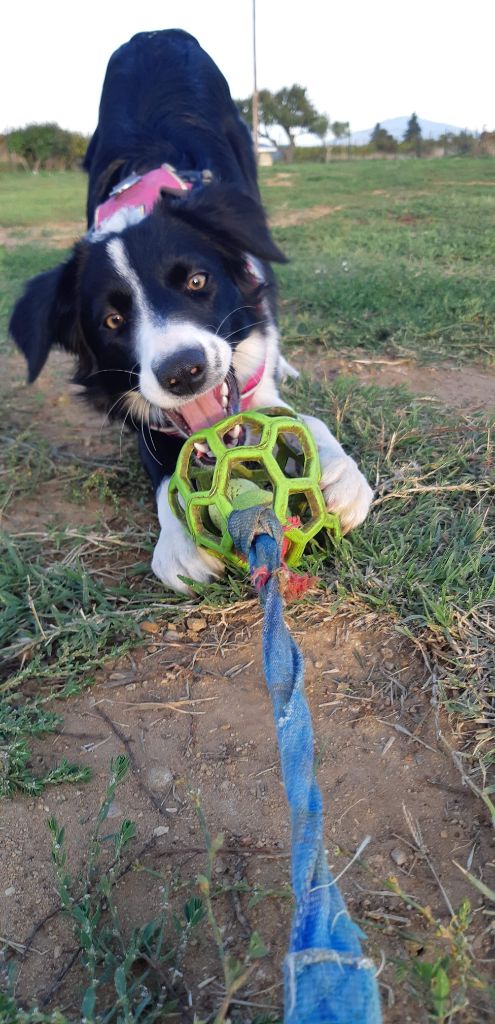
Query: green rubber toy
168,408,340,568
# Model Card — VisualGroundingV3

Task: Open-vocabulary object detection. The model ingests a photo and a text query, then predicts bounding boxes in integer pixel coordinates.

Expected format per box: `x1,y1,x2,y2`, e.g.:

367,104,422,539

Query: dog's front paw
152,524,224,594
152,490,224,594
320,454,373,534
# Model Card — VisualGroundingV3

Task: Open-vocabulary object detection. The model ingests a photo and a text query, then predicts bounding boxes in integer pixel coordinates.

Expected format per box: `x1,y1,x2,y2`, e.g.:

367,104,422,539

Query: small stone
53,946,62,960
4,887,15,897
147,765,173,792
314,660,324,669
390,847,407,867
440,830,448,839
141,620,161,634
106,802,122,819
187,616,207,633
153,826,170,837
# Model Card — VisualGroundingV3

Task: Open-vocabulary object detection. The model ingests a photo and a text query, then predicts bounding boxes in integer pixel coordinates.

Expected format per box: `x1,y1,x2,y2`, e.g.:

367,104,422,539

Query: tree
454,130,476,155
438,131,456,157
403,113,422,156
67,131,89,165
7,122,89,171
370,123,397,153
331,121,350,141
236,90,279,150
311,113,331,160
438,130,476,156
312,114,331,144
237,85,329,161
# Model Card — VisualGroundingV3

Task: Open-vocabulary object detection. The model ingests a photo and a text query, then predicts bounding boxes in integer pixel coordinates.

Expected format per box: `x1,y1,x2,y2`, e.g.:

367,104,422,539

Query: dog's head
10,184,286,437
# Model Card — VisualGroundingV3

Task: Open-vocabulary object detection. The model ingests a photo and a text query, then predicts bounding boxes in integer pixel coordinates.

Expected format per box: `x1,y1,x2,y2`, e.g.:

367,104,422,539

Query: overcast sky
1,0,493,137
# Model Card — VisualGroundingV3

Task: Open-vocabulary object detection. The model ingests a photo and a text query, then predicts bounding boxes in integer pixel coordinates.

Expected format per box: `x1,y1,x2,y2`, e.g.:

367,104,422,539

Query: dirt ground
1,349,494,1021
0,223,86,249
289,347,495,414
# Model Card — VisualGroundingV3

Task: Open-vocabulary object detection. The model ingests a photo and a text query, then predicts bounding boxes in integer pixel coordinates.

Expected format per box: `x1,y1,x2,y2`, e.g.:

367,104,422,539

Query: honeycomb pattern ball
168,408,340,568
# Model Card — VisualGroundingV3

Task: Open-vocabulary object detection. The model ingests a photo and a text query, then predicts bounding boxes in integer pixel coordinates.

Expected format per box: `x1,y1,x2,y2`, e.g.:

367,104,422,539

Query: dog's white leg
152,479,225,594
277,354,299,381
300,415,373,533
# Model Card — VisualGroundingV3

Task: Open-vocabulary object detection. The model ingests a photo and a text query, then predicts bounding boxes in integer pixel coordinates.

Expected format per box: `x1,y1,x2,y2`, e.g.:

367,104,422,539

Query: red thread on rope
282,570,314,600
252,565,271,590
249,515,316,599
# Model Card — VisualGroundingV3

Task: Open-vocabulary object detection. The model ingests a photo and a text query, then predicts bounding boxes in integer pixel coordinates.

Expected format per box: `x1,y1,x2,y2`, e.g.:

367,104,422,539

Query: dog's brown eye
104,313,125,330
186,272,208,293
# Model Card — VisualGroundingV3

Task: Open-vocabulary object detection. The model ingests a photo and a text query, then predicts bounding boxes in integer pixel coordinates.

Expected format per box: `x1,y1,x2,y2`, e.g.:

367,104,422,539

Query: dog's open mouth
154,371,243,455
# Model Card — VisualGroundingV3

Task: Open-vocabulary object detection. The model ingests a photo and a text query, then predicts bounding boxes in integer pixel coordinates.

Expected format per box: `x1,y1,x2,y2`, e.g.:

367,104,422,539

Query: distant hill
334,116,470,146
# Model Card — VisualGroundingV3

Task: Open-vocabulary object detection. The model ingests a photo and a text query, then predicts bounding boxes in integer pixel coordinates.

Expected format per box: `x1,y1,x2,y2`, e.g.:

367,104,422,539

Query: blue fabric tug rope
228,505,382,1024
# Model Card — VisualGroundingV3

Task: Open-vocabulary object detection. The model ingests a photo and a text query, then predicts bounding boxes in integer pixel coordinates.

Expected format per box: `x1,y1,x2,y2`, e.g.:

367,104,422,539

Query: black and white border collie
9,29,372,592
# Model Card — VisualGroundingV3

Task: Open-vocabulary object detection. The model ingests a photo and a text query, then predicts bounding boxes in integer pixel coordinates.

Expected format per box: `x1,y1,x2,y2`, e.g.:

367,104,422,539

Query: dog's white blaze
106,237,232,407
106,236,150,317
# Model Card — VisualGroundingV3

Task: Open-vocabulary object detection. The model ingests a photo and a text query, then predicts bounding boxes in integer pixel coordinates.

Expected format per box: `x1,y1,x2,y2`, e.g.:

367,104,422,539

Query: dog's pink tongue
179,388,224,432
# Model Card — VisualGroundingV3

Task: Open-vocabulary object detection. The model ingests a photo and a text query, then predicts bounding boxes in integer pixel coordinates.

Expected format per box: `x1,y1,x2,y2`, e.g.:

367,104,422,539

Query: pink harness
94,164,191,229
94,163,266,409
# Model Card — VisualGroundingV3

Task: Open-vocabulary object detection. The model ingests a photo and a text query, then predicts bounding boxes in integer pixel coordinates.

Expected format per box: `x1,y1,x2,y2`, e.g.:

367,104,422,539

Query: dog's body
10,30,372,591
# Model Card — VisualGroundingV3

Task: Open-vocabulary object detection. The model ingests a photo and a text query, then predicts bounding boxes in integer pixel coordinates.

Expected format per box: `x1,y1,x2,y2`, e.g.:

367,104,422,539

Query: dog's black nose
153,347,207,395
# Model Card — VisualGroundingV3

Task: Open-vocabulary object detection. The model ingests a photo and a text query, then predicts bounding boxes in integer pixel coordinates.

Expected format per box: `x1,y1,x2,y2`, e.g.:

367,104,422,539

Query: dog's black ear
9,251,83,383
166,183,287,264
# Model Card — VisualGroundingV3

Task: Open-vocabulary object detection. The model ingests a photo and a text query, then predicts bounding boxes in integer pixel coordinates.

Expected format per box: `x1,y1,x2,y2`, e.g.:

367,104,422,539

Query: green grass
0,170,86,226
261,159,495,362
0,245,65,344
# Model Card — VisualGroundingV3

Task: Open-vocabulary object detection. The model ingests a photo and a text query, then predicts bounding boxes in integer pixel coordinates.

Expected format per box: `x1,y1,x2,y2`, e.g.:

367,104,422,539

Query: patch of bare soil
0,222,85,249
270,204,343,228
292,350,495,413
264,173,293,187
1,611,493,1021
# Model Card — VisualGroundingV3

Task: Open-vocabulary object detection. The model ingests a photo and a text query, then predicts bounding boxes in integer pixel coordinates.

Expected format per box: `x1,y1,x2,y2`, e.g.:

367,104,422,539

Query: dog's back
84,29,258,224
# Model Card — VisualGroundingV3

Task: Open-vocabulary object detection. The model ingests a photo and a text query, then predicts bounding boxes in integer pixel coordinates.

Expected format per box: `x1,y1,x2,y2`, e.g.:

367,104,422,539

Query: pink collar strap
240,361,266,406
94,164,192,231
